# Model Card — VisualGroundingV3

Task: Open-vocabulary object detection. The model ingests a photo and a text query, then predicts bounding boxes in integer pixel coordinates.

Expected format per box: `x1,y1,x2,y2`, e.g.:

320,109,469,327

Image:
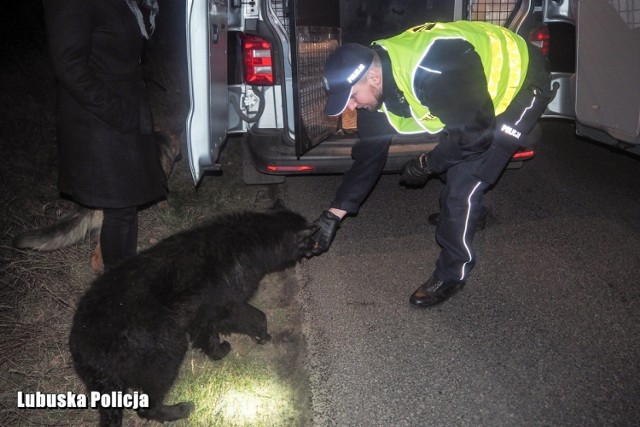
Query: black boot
409,276,465,308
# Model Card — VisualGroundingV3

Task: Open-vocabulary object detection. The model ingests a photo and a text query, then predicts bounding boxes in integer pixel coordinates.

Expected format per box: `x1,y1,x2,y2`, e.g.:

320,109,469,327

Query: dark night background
0,0,189,121
0,2,48,56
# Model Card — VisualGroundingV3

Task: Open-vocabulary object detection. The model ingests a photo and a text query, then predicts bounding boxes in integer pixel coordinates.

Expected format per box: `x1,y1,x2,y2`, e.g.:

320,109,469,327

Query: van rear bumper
246,130,440,175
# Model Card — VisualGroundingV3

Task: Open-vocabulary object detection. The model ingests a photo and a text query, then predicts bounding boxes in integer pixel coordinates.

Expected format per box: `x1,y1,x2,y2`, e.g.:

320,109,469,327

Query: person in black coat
43,0,167,271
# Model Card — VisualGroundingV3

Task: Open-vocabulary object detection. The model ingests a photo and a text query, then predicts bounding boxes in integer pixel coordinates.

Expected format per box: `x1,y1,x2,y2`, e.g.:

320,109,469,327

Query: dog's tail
12,206,103,251
11,130,179,253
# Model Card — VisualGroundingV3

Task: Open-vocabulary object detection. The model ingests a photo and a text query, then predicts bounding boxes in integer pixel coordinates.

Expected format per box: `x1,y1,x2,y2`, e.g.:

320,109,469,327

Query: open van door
185,0,228,184
574,0,640,151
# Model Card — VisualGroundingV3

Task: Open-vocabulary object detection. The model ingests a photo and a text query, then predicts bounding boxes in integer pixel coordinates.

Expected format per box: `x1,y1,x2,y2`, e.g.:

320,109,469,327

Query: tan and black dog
12,129,181,273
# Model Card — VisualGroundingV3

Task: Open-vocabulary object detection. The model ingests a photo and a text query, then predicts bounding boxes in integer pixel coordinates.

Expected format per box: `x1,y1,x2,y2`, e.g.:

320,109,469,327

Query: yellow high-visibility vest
374,21,529,134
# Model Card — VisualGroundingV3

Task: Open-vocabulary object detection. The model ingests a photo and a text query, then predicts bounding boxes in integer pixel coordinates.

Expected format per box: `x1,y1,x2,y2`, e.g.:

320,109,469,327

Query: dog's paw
138,401,194,422
176,401,195,418
205,341,231,360
254,333,271,344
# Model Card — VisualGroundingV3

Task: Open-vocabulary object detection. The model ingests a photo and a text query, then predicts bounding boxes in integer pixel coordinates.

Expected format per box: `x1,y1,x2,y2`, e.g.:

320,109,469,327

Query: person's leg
410,161,489,308
434,161,490,283
100,206,138,271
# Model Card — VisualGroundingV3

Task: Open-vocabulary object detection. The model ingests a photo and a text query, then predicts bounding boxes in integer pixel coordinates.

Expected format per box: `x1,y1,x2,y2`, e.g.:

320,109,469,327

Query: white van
184,0,640,185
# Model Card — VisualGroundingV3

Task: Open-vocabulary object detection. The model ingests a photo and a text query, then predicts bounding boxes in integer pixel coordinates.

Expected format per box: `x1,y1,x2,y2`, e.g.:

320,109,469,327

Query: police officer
311,21,552,308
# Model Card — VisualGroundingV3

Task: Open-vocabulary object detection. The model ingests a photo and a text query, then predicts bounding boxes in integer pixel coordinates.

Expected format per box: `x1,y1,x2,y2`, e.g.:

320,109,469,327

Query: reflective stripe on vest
374,21,529,134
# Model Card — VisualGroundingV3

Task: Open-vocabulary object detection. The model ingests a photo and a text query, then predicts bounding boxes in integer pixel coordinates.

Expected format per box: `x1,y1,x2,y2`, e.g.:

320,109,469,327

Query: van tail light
529,26,550,56
242,34,274,85
266,165,316,173
511,149,535,161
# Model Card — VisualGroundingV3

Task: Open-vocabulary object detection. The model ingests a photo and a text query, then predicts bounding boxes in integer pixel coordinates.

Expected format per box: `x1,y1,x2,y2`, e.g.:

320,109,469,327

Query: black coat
43,0,166,208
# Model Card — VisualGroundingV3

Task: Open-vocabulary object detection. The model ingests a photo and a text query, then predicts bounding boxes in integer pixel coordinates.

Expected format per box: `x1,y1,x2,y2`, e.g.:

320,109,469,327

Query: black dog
68,209,314,426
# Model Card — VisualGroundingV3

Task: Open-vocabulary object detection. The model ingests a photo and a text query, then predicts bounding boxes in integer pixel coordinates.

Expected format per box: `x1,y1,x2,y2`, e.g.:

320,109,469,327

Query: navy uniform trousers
434,161,490,282
431,52,551,283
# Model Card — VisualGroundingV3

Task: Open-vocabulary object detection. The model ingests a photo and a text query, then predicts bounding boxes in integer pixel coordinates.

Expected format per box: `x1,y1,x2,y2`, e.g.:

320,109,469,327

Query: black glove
399,153,432,186
310,210,341,256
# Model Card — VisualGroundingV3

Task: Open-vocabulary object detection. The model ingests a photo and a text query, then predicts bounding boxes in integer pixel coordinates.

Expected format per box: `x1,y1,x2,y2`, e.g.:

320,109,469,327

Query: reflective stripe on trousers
434,161,490,282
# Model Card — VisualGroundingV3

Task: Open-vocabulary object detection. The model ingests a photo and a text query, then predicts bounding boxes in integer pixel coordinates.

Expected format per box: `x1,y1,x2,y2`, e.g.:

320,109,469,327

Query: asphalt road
283,121,640,426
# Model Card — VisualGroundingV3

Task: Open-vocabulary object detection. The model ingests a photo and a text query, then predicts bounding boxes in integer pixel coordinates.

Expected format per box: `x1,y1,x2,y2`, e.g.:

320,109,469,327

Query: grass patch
167,350,302,427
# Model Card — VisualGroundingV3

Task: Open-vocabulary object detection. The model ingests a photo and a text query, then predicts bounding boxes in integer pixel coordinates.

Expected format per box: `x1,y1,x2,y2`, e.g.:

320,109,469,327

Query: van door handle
211,23,219,43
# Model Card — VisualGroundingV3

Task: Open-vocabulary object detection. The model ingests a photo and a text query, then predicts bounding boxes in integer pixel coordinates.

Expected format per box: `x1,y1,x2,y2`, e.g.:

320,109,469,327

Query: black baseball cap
322,43,374,116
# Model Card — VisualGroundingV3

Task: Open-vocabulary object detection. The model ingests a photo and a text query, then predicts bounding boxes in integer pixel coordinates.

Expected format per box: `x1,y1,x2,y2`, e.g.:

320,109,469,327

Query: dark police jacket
330,40,547,214
43,0,166,208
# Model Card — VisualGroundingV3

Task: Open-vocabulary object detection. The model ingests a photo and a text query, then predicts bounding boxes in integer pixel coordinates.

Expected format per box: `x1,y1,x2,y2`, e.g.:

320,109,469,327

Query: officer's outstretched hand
310,210,341,256
399,153,432,187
